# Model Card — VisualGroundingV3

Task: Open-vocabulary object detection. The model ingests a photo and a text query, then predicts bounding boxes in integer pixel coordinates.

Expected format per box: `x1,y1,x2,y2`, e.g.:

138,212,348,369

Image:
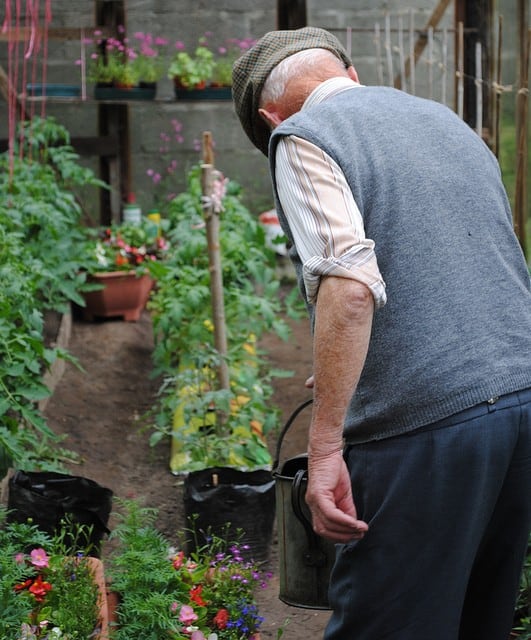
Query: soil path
43,299,332,639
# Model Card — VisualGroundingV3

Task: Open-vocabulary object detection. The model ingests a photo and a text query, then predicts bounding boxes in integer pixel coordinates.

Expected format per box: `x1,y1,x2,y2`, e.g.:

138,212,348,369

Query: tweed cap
232,27,352,156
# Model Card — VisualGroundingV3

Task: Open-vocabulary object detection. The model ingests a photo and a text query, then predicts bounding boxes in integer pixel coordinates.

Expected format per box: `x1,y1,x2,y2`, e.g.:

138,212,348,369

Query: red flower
189,584,207,607
14,578,33,593
28,575,53,602
213,608,229,629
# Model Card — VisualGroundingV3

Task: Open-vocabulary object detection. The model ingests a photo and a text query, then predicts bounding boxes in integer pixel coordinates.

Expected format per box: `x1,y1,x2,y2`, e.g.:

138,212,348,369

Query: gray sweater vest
270,86,531,443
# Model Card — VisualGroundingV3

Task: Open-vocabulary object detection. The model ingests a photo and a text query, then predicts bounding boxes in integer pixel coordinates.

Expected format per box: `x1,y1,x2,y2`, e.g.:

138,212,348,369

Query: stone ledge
39,307,72,412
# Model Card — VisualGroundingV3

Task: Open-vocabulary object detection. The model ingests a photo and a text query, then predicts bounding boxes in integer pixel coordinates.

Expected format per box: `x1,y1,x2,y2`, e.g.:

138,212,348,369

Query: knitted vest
269,86,531,443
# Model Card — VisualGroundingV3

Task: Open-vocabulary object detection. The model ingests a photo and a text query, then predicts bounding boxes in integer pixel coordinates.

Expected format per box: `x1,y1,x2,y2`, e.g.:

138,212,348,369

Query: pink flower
30,548,49,568
179,604,198,625
190,632,206,640
14,552,25,564
172,550,185,569
174,40,185,51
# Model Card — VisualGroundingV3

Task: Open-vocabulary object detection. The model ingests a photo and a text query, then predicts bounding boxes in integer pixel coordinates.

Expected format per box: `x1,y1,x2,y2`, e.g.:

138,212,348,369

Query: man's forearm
309,276,374,456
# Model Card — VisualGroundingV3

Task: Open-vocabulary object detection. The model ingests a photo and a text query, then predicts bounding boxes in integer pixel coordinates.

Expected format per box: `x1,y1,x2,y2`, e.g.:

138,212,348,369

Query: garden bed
39,302,330,639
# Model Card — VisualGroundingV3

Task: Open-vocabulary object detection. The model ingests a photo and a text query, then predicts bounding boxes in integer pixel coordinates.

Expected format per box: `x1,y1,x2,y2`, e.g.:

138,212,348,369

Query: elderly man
232,27,531,640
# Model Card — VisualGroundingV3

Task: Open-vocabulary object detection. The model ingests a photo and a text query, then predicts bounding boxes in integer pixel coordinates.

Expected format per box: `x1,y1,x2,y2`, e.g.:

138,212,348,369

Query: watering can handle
272,398,313,472
291,468,329,568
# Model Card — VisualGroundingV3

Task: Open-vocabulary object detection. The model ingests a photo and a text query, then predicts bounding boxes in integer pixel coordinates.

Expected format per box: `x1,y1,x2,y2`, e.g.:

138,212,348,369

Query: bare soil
42,291,332,639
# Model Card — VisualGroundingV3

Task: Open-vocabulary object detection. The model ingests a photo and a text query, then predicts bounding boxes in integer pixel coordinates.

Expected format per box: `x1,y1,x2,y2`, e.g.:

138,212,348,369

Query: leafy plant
0,508,102,639
147,164,302,472
0,116,107,470
211,38,256,87
168,38,215,89
106,499,268,639
83,218,169,275
514,538,531,639
145,118,186,214
82,27,169,85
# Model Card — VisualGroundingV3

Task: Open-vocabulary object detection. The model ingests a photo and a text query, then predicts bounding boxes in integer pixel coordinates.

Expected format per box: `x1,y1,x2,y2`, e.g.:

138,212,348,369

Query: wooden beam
0,27,112,42
0,63,28,119
394,0,453,89
0,134,120,156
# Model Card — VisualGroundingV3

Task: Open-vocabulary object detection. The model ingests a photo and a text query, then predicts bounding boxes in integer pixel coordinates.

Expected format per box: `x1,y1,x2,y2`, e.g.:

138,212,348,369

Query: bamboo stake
394,0,452,89
201,131,230,392
374,22,384,86
441,27,448,105
80,28,86,102
493,15,503,158
427,26,434,100
409,10,416,95
457,22,464,119
346,26,352,60
385,13,394,86
514,28,529,257
398,15,407,93
475,42,483,137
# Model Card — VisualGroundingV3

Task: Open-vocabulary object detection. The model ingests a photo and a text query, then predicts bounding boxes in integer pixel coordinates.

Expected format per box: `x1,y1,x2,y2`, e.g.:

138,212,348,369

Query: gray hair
260,48,348,107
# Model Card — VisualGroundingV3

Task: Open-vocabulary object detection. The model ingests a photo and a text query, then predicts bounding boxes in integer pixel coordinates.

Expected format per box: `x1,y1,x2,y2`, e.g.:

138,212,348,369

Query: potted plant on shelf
80,217,169,322
210,38,257,98
106,498,267,639
0,508,108,639
82,27,168,100
167,37,215,98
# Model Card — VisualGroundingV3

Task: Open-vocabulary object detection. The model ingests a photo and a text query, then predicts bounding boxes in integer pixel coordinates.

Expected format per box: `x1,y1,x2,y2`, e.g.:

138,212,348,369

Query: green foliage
148,165,303,471
82,218,169,274
0,508,100,639
0,116,106,470
498,109,530,262
107,499,269,639
514,538,531,639
167,40,215,88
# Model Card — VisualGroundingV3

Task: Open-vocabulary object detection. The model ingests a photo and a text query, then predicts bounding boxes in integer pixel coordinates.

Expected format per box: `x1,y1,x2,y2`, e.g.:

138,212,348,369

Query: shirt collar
303,77,362,110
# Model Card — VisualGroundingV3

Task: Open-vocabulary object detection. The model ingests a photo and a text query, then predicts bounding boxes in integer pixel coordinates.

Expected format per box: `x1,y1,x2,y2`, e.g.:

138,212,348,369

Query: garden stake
201,131,230,396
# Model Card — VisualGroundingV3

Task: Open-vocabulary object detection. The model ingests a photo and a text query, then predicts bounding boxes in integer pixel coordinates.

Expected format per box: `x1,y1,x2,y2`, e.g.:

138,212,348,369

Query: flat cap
232,27,352,156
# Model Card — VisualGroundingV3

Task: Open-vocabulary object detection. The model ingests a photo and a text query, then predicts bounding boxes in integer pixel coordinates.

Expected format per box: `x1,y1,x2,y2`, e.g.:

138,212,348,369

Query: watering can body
273,400,337,609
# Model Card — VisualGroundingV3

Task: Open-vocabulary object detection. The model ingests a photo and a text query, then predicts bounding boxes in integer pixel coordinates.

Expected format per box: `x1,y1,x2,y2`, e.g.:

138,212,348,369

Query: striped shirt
274,77,387,309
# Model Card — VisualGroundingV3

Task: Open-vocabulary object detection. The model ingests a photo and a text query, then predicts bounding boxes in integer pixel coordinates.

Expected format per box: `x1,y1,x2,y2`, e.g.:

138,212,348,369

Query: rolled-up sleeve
275,136,387,308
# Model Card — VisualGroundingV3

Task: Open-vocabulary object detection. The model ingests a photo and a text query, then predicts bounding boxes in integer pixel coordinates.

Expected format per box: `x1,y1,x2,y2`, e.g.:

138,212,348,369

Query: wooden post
454,0,495,140
456,22,465,119
514,28,529,257
277,0,307,30
492,15,503,158
201,132,230,392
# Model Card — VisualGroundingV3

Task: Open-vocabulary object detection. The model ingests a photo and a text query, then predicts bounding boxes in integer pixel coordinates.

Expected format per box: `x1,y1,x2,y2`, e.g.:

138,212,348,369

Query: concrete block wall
1,1,517,220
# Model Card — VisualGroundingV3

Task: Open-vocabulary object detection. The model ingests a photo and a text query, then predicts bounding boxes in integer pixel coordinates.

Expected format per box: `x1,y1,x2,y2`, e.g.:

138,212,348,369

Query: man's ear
347,66,360,83
258,107,284,130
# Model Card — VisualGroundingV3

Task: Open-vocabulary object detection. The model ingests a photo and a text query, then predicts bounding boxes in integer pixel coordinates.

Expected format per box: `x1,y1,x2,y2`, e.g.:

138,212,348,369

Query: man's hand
305,450,368,543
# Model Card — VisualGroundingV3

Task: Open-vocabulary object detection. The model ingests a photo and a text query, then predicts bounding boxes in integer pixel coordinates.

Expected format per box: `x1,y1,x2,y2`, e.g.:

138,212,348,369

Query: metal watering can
272,399,336,609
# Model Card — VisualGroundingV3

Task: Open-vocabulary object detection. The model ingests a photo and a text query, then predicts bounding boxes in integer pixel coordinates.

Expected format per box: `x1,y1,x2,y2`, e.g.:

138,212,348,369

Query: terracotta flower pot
81,271,154,322
89,557,110,639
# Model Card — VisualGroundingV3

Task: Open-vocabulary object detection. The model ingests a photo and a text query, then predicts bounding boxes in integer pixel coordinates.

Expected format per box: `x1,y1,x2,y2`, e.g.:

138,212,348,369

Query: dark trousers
325,388,531,640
